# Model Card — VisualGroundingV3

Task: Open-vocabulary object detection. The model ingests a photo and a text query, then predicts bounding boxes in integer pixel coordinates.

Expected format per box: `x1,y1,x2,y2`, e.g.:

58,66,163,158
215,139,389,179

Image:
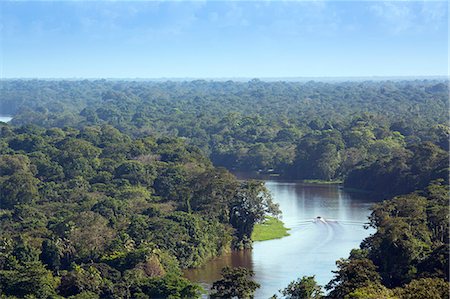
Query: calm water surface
0,115,12,123
184,179,376,298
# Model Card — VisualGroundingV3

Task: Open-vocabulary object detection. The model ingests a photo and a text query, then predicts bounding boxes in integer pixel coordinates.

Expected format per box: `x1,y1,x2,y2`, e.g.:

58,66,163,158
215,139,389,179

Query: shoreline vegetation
251,216,290,242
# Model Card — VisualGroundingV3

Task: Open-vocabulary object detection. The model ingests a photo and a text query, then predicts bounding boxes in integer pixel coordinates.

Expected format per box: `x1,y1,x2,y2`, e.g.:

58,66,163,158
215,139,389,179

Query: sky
0,1,448,78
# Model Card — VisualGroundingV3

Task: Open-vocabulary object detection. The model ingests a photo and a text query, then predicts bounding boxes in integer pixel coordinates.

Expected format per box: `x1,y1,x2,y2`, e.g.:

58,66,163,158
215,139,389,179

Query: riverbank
185,180,376,298
251,216,290,241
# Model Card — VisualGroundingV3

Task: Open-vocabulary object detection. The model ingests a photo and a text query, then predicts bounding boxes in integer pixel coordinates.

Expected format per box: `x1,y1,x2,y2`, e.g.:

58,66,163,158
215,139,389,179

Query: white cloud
370,2,415,34
420,1,447,30
369,1,447,34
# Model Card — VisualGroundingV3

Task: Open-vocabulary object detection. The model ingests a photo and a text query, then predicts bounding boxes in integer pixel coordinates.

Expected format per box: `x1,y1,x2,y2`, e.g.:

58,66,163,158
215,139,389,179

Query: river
0,115,12,123
184,179,376,298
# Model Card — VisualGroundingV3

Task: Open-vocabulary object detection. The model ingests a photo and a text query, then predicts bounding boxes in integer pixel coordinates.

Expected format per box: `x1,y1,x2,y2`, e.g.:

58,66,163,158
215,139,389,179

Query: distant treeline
1,79,448,197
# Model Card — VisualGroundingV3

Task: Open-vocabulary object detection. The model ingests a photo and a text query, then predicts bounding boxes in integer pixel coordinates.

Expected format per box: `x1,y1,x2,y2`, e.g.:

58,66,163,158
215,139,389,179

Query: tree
0,155,39,209
0,171,39,209
364,194,433,287
114,160,156,186
0,261,60,298
280,275,323,299
58,139,101,179
396,278,449,299
147,212,231,268
137,273,202,299
58,265,103,297
67,211,116,261
417,244,449,280
292,131,344,180
0,154,36,176
229,180,280,247
210,267,260,299
189,168,238,222
346,282,396,299
325,255,382,299
40,239,62,271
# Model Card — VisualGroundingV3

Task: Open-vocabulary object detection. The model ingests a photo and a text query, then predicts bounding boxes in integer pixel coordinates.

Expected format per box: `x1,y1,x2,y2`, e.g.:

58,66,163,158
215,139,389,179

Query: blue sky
1,1,448,78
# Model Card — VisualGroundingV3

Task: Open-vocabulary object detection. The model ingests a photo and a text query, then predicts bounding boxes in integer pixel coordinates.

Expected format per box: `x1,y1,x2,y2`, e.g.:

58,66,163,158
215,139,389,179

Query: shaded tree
210,267,260,299
280,275,323,299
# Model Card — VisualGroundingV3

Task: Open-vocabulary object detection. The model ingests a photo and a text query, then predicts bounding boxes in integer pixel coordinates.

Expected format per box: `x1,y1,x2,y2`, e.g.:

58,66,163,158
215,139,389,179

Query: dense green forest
0,124,278,298
1,79,448,198
0,79,448,298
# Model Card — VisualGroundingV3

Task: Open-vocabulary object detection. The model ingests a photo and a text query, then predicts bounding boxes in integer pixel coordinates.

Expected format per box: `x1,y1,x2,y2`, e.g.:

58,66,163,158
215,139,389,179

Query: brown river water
184,178,377,298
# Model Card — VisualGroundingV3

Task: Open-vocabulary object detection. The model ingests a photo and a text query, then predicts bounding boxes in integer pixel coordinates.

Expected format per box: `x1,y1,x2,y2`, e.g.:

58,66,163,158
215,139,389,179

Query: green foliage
325,255,382,299
57,139,101,179
292,130,344,180
346,283,397,299
68,291,100,299
345,141,448,197
0,124,283,297
58,265,103,297
325,182,450,297
251,216,290,241
210,267,260,299
362,184,449,287
67,211,116,261
230,181,280,248
136,273,202,299
2,80,448,190
0,261,60,298
0,155,39,209
0,79,448,298
40,239,61,271
395,277,449,299
279,275,323,299
114,160,156,186
148,212,232,268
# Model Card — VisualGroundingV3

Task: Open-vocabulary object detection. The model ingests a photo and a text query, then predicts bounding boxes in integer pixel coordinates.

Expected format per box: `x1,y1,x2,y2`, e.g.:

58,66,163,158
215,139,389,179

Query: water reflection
184,180,376,298
0,115,12,123
184,250,253,286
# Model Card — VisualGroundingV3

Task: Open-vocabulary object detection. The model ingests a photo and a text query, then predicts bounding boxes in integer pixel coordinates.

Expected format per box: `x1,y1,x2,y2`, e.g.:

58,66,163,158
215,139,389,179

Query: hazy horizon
0,75,448,82
1,1,448,78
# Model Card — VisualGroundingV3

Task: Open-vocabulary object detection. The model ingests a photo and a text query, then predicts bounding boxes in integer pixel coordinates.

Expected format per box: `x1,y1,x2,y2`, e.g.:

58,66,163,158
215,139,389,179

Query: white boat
314,216,327,223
